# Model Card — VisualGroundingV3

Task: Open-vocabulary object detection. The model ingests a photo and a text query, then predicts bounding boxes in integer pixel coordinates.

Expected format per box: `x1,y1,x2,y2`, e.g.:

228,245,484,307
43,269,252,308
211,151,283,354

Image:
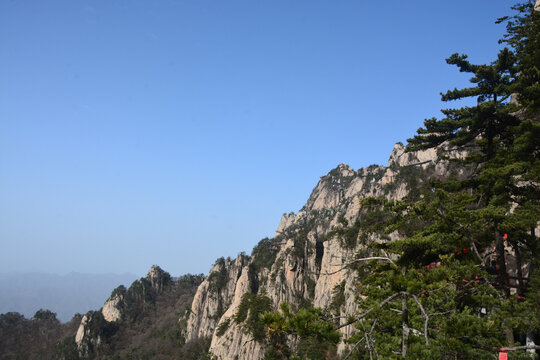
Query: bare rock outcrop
101,293,123,323
186,254,248,341
186,142,464,359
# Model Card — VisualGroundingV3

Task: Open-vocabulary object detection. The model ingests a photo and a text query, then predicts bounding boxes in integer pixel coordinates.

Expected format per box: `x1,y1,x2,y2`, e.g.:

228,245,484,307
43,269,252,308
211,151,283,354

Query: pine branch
317,257,396,276
409,293,429,345
336,292,403,330
343,336,365,360
500,345,540,351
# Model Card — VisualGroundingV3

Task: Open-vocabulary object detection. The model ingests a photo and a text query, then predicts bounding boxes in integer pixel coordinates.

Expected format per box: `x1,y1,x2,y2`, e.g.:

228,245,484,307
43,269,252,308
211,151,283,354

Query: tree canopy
246,2,540,359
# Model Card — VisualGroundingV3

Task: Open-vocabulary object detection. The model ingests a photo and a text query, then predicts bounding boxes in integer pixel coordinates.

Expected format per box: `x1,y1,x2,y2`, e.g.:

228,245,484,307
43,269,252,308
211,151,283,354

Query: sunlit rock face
75,314,88,346
186,142,467,360
102,293,123,322
186,254,248,341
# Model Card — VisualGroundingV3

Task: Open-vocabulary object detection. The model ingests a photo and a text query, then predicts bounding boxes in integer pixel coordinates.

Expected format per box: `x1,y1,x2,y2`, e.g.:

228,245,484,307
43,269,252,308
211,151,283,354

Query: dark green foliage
86,311,117,338
129,278,154,302
0,311,81,360
497,2,540,114
176,337,213,360
345,4,540,357
0,311,25,325
248,262,261,294
258,303,341,360
118,268,176,322
296,336,338,360
291,229,308,260
32,309,59,322
122,278,156,321
314,240,324,272
329,281,346,315
252,237,280,271
358,197,402,239
234,293,272,341
180,273,206,286
215,317,231,337
52,335,79,360
394,163,432,201
305,277,317,299
79,311,119,357
349,175,538,358
408,47,519,160
207,257,229,294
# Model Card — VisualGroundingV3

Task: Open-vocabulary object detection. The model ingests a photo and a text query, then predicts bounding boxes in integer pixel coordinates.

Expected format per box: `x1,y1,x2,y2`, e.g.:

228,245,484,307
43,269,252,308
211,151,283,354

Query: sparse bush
215,317,231,337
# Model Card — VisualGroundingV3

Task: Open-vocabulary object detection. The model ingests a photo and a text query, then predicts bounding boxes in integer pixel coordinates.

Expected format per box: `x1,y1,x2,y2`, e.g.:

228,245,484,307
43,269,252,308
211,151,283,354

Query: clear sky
0,0,513,277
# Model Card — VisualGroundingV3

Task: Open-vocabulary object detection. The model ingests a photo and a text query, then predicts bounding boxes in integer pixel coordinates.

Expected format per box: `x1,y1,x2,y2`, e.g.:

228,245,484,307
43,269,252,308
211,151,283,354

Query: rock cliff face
186,143,465,359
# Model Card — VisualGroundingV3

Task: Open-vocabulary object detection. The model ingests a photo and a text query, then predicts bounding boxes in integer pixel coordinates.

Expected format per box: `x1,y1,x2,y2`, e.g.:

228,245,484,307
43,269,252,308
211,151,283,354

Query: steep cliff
186,142,466,359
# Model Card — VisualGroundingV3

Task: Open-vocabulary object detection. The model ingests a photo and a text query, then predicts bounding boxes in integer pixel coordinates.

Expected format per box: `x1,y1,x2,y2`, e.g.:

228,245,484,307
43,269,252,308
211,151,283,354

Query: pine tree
347,2,540,358
252,3,539,358
345,194,512,359
498,1,540,114
407,47,518,161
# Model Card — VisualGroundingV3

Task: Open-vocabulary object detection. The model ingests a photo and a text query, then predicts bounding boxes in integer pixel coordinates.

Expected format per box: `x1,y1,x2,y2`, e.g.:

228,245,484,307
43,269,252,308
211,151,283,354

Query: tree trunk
401,267,409,358
496,223,515,344
513,244,525,297
494,222,510,297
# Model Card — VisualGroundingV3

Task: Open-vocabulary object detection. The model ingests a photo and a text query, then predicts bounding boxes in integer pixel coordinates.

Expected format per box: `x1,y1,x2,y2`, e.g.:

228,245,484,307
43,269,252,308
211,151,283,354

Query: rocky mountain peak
303,163,358,212
182,140,473,359
146,265,171,292
334,163,356,177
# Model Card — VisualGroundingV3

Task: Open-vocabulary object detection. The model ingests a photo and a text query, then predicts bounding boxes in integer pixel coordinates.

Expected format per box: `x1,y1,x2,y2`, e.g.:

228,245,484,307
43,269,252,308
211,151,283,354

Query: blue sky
0,0,512,276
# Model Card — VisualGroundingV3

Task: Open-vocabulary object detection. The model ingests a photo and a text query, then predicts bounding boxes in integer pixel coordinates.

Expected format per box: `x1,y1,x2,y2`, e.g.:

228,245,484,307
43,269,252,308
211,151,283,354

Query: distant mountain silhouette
0,272,138,322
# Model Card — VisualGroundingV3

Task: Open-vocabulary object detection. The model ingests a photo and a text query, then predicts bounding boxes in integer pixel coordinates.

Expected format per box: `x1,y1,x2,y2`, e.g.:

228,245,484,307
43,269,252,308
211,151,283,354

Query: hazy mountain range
0,272,137,322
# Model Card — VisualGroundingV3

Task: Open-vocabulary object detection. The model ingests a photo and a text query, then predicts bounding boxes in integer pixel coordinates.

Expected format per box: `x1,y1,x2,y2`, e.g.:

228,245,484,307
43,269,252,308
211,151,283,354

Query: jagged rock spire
146,265,171,292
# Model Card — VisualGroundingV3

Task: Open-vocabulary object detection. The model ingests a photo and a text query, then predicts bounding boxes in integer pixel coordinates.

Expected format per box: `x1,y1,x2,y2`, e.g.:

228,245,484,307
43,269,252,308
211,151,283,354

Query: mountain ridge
182,141,466,359
2,139,530,359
